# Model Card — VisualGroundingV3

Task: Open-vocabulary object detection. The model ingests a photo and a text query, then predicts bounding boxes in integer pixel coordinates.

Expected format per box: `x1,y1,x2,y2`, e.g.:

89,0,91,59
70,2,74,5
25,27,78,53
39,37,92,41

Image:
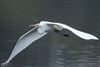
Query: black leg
54,30,69,37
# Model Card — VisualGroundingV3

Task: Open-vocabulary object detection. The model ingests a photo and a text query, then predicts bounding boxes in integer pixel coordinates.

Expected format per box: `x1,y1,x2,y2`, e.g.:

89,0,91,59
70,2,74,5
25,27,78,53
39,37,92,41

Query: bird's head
29,21,48,27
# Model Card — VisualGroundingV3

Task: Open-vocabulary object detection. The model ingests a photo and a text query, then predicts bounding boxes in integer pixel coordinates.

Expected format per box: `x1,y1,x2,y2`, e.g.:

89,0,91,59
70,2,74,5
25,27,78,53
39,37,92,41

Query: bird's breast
37,25,51,33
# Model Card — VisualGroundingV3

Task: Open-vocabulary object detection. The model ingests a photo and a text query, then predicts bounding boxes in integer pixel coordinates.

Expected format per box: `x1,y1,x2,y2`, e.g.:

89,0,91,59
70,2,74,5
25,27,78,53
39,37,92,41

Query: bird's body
1,21,99,66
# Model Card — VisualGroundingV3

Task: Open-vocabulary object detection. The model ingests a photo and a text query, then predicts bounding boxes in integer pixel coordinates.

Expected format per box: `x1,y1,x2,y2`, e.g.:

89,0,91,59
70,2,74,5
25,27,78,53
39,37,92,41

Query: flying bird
1,21,99,66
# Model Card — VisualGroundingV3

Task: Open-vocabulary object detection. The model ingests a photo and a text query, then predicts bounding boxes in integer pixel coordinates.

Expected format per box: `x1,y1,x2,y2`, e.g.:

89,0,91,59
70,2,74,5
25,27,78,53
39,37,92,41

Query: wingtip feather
85,35,99,40
92,37,99,40
1,62,9,67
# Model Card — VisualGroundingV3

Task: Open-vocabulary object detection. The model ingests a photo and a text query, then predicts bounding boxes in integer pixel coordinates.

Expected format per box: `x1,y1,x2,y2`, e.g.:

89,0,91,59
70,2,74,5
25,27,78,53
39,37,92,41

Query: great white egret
1,21,99,66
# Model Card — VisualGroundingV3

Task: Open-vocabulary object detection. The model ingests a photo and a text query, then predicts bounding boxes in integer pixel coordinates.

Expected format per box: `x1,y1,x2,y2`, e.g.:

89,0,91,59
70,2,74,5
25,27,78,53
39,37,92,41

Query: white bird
1,21,99,66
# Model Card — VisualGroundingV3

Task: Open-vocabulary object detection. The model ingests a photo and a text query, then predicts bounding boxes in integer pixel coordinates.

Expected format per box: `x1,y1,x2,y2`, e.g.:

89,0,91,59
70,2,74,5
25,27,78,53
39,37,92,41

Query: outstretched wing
1,26,47,66
54,23,99,40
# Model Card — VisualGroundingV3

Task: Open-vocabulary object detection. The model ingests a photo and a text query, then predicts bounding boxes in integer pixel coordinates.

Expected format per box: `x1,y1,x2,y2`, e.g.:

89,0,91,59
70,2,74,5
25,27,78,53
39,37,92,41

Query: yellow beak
29,24,38,27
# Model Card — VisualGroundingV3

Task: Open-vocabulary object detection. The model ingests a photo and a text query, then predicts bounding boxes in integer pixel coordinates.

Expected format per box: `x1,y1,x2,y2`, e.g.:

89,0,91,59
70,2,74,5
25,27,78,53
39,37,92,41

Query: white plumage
1,21,99,66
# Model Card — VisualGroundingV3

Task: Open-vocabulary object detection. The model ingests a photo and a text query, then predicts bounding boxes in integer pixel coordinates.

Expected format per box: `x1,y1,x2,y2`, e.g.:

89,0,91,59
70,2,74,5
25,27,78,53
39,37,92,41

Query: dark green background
0,0,100,67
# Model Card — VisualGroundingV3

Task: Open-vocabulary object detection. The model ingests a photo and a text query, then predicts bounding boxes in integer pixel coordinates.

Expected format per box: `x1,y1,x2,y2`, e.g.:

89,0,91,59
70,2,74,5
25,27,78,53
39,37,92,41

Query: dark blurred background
0,0,100,67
